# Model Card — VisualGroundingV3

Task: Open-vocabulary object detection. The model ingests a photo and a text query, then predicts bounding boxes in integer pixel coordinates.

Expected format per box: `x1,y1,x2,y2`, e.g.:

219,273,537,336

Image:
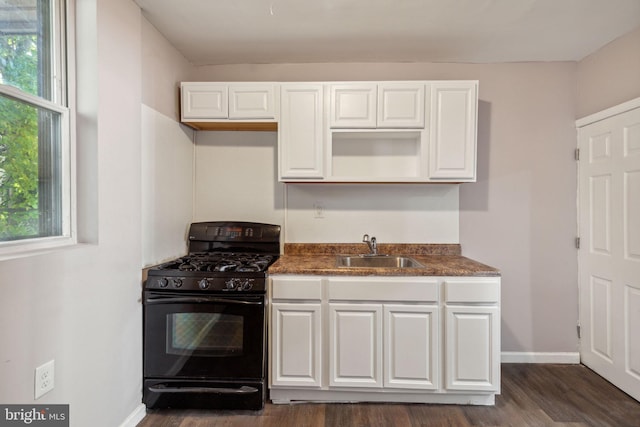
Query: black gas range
143,221,280,410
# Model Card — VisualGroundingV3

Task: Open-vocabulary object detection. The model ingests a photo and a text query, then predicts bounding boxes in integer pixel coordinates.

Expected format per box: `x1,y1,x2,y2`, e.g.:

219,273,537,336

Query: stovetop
145,221,281,293
156,252,277,273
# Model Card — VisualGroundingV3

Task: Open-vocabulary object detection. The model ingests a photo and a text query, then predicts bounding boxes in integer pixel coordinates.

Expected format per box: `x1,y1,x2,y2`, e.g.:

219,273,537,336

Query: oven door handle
148,385,259,395
145,295,263,305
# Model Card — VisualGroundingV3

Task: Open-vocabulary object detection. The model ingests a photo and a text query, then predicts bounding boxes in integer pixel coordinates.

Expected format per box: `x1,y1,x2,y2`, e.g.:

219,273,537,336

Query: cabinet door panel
229,85,276,119
378,84,425,128
445,305,500,391
181,83,228,119
329,303,382,387
279,84,324,179
330,84,377,128
384,305,439,389
429,81,477,180
271,303,322,387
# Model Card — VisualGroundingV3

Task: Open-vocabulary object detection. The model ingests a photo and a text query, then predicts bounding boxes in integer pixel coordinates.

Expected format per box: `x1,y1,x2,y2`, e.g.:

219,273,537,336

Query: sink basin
336,255,425,268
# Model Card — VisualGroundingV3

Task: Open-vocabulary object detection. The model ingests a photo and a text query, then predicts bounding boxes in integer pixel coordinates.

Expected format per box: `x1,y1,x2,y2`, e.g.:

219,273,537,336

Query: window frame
0,0,75,257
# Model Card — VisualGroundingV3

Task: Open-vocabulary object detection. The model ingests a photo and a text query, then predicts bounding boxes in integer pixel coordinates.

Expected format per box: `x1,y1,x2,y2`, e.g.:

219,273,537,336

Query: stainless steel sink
336,255,425,268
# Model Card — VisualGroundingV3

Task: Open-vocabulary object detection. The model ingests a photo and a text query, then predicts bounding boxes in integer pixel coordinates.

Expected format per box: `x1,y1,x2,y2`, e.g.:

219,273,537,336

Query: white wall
0,1,143,426
285,184,458,243
190,61,579,355
193,131,284,226
141,105,194,266
140,13,195,267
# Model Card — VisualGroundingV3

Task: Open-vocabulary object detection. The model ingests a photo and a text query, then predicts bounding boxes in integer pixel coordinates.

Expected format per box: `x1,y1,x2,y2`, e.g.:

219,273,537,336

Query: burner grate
161,252,275,273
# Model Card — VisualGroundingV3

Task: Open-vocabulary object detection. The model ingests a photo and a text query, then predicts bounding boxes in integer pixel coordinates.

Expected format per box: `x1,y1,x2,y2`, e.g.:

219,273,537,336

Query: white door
384,304,438,389
428,81,478,181
445,305,500,392
271,303,322,387
180,83,228,120
329,303,382,388
330,83,377,128
278,84,324,179
377,83,425,129
577,103,640,402
228,84,276,119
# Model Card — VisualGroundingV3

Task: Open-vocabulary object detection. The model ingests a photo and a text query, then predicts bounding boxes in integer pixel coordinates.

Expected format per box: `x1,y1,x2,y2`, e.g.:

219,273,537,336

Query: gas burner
159,252,276,274
145,222,280,293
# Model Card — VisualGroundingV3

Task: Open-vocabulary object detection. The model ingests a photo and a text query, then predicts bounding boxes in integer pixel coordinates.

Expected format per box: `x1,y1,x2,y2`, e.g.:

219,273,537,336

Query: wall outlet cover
35,359,55,399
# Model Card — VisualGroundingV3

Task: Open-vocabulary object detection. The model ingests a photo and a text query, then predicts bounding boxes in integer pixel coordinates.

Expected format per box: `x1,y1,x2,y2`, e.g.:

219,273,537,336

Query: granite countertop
268,243,500,277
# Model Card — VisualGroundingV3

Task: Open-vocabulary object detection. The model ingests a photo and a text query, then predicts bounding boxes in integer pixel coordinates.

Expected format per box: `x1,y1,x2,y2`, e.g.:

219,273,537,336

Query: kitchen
0,0,639,426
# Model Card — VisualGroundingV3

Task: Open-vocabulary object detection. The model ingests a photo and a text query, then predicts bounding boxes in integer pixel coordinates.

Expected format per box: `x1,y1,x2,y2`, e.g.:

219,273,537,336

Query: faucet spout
362,234,378,255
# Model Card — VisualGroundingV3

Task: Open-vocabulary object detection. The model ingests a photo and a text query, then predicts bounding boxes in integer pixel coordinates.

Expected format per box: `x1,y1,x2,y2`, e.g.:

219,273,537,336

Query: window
0,0,71,251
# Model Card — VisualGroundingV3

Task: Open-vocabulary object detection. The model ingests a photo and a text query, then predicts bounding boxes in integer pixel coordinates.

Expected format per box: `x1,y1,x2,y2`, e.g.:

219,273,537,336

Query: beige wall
577,25,640,118
190,62,579,354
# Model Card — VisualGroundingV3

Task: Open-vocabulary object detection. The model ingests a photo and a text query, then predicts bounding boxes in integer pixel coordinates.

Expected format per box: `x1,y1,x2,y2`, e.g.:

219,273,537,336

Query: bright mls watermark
0,405,68,426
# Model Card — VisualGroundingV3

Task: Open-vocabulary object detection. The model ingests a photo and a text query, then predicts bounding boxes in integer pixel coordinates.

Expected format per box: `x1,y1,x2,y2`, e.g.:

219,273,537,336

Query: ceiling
134,0,640,66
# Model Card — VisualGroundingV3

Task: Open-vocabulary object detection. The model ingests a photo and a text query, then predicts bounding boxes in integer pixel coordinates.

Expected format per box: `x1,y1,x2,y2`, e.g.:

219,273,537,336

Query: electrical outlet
313,201,325,219
35,360,55,399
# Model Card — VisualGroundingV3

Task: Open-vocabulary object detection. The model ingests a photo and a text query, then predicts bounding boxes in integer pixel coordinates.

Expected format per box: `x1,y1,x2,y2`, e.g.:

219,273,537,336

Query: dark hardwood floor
137,364,640,427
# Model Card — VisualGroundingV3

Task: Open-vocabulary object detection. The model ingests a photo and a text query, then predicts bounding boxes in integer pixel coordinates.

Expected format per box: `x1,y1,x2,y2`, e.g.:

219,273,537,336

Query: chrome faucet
362,234,378,255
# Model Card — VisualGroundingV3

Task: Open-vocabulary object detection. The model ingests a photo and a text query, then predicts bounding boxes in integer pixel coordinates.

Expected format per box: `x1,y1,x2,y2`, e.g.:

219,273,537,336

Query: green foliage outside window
0,35,40,240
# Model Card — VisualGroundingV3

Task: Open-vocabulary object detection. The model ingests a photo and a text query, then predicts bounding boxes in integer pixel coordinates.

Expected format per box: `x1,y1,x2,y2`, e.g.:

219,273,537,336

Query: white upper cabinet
428,81,478,181
330,83,425,129
180,80,479,183
377,83,425,128
181,83,228,119
228,84,277,119
330,83,378,128
278,84,325,179
181,82,278,123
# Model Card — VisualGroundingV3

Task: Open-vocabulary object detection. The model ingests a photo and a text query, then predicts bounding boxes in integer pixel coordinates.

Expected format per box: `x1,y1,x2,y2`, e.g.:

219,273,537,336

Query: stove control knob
173,278,183,288
242,280,253,291
225,279,238,290
198,278,211,290
157,278,169,288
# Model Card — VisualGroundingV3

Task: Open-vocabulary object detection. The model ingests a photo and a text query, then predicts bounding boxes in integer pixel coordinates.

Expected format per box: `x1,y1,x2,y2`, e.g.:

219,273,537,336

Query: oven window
167,312,244,356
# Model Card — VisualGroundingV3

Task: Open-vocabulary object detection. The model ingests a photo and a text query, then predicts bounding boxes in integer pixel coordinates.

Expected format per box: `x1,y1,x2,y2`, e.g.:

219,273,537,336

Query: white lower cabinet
271,302,322,387
384,304,439,390
445,305,500,391
444,277,501,392
329,303,383,388
270,276,323,388
269,275,500,405
328,303,439,390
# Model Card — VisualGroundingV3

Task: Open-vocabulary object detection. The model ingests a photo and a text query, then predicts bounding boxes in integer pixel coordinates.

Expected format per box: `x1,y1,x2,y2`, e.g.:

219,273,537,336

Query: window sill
0,237,91,262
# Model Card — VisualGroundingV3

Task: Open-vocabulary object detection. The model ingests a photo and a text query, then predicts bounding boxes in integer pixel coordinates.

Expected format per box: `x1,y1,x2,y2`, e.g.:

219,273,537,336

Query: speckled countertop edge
283,243,462,256
269,244,500,277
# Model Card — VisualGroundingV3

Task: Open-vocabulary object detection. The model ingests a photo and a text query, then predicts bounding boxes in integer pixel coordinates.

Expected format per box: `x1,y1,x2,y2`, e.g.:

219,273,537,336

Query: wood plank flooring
137,364,640,427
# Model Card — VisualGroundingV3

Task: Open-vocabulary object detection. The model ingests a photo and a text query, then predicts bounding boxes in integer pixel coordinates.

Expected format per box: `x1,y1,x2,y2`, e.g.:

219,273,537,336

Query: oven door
143,291,265,380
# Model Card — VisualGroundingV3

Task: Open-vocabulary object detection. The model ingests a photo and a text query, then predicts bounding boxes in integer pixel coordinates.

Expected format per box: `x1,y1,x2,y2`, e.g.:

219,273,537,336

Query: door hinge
575,148,580,160
575,237,581,249
577,323,582,339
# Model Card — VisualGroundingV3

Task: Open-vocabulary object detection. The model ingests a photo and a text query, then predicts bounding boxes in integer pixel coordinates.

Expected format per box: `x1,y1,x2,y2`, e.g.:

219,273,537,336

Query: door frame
575,96,640,402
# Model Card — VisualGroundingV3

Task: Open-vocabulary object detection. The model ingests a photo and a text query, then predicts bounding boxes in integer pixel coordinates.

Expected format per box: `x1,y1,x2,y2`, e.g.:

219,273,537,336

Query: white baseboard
501,352,580,364
119,404,146,427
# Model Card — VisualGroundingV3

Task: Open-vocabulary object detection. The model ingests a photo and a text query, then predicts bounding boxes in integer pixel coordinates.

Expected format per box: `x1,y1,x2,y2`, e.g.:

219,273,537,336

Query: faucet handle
363,234,370,243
